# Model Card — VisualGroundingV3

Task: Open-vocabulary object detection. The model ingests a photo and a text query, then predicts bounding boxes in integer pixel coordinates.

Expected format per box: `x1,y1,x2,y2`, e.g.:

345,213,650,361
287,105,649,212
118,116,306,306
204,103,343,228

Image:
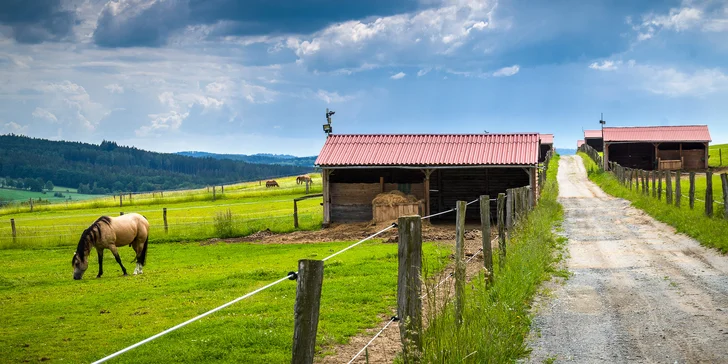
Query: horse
296,175,312,185
71,213,150,280
266,180,279,188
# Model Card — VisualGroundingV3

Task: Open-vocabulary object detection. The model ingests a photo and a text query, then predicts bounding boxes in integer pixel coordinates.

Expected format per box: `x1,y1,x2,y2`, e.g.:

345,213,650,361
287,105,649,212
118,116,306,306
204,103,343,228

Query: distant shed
584,130,603,152
603,125,711,171
577,140,585,148
315,134,540,225
539,134,554,163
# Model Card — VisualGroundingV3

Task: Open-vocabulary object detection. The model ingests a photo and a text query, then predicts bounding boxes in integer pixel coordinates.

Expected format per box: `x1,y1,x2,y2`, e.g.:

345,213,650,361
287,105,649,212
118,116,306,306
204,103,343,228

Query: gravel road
526,155,728,363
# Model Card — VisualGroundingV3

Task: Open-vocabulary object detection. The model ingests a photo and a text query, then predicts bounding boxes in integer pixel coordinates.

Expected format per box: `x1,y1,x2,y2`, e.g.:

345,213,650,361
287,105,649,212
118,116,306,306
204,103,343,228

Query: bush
214,209,236,238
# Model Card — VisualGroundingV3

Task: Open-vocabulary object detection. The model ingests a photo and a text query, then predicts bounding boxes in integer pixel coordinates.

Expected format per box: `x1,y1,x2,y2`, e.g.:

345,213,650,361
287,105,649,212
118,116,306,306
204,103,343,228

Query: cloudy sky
1,0,727,156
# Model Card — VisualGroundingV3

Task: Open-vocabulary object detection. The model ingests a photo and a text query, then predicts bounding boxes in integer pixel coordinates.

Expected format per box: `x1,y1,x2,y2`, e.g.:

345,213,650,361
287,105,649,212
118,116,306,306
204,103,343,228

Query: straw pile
372,190,419,206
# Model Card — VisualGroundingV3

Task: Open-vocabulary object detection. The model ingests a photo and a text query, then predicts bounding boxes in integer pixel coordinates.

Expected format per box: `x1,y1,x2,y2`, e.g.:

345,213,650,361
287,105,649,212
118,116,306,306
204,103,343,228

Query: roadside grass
0,240,450,363
709,143,728,168
419,154,565,362
0,186,101,203
579,152,728,253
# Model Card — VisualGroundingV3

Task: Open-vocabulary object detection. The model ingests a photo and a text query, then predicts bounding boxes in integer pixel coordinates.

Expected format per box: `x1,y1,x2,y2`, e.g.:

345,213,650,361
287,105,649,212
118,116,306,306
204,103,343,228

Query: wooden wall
330,182,424,222
608,143,655,170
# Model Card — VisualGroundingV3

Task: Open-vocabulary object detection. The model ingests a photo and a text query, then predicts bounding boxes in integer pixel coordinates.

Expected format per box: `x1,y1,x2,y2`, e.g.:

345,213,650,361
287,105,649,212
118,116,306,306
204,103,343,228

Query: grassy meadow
0,185,102,204
580,152,728,252
709,143,728,168
0,240,450,363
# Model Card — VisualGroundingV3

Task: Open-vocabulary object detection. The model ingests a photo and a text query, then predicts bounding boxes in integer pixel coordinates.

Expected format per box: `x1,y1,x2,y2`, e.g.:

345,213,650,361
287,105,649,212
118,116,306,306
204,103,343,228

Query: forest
0,134,314,194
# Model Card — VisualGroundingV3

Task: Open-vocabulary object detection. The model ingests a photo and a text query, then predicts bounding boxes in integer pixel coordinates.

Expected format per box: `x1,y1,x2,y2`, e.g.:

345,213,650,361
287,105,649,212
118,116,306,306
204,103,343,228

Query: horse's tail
138,234,149,266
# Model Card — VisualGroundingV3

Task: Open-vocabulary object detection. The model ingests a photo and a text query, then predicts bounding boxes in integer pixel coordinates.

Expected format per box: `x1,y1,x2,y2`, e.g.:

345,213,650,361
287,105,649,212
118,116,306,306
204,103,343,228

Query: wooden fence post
689,172,696,209
666,171,673,205
480,195,493,282
291,259,324,364
398,215,422,363
120,212,124,216
129,193,132,202
652,171,657,198
675,171,682,208
305,180,310,194
658,172,663,201
212,186,216,201
221,185,224,194
497,193,506,266
293,199,299,229
506,189,514,229
29,198,33,212
163,208,168,234
455,201,466,327
120,194,123,207
706,171,714,217
10,219,16,244
722,174,728,219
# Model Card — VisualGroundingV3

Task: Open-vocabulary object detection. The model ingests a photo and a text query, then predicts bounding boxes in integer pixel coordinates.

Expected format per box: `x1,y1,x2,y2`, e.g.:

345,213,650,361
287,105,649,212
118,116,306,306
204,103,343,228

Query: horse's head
72,252,89,280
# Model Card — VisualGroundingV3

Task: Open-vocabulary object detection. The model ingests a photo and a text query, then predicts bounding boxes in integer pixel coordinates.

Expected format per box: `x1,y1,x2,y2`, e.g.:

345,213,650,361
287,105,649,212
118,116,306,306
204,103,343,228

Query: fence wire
347,316,398,364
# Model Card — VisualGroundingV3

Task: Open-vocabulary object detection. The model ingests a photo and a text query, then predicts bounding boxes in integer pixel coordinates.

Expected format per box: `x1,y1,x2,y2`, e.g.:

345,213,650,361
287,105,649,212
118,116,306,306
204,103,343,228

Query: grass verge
578,152,728,253
0,240,449,363
419,154,565,362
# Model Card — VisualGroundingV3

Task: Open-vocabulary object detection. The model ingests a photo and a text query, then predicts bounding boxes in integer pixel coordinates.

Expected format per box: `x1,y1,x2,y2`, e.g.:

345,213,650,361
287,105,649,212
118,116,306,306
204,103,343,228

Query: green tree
45,180,54,191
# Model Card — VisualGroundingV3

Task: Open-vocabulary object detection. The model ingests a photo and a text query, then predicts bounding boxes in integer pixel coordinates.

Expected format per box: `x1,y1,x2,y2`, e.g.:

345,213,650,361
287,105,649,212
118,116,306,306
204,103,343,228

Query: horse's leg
96,248,104,278
132,239,144,275
109,245,128,276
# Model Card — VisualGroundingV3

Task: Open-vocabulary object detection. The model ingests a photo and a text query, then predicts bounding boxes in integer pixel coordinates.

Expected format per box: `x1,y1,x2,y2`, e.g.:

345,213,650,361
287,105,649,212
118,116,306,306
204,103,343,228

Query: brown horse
266,180,279,188
296,175,313,185
72,213,150,280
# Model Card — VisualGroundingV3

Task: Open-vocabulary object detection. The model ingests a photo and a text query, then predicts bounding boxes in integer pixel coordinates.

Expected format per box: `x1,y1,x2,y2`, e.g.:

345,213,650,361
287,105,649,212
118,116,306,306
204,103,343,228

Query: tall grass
578,152,728,252
419,155,565,363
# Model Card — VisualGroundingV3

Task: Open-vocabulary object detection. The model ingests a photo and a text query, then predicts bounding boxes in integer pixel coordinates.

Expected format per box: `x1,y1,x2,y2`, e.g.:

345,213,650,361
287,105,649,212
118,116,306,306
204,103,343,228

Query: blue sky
1,0,727,156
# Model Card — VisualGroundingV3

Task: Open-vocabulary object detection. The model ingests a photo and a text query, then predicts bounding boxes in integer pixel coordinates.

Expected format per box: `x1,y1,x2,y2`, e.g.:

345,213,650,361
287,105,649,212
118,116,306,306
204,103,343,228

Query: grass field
580,152,728,252
0,186,102,204
420,154,566,362
0,175,324,249
0,240,450,363
709,143,728,168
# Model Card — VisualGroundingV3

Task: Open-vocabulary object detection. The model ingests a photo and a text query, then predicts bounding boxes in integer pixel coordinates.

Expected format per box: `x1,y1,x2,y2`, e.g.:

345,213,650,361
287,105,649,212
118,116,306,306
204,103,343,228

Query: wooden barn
603,125,711,171
314,134,540,225
577,140,585,148
584,130,603,152
539,134,554,163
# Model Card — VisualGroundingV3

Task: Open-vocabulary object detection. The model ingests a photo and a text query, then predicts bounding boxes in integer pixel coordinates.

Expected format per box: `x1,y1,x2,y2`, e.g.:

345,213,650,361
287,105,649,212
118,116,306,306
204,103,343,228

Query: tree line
0,134,314,194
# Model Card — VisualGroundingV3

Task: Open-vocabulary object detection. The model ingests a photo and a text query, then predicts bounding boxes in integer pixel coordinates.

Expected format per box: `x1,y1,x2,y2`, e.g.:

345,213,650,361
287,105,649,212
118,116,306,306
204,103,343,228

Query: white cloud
391,72,406,80
636,1,728,40
492,65,519,77
588,60,620,71
136,111,189,137
36,81,106,130
241,81,277,103
315,90,355,104
417,68,431,77
32,107,58,123
1,121,28,135
105,83,125,94
638,65,728,97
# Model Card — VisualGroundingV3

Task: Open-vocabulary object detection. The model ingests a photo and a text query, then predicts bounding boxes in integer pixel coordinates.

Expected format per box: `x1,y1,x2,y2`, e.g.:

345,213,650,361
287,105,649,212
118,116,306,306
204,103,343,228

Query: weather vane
323,108,334,135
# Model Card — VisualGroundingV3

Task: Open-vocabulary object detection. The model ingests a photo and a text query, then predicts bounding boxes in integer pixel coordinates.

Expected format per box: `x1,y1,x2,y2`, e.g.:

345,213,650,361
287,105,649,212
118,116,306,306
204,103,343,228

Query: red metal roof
315,134,540,166
584,130,602,139
577,140,585,148
603,125,711,143
540,134,554,145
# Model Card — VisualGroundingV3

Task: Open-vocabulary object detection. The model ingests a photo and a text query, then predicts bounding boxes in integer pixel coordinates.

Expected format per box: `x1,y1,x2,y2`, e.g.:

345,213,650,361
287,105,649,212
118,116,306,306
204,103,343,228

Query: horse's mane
74,216,112,259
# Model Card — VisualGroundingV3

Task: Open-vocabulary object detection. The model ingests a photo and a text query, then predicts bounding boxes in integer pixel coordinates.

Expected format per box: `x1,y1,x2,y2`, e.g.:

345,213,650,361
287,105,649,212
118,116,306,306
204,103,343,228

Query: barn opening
584,130,604,152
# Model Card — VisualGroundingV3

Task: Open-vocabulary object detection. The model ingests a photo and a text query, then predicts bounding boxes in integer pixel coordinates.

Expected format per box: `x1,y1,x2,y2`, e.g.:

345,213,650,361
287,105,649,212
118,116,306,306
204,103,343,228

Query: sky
1,0,727,156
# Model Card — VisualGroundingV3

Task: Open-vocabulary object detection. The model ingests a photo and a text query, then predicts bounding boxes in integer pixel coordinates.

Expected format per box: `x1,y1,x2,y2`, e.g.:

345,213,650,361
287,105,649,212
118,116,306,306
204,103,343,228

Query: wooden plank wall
330,182,424,222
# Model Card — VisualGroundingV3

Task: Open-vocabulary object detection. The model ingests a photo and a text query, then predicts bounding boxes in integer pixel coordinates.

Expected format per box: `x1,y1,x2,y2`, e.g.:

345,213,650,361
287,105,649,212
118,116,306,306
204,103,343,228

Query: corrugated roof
540,134,554,144
577,140,585,148
584,130,602,139
603,125,711,143
315,134,540,166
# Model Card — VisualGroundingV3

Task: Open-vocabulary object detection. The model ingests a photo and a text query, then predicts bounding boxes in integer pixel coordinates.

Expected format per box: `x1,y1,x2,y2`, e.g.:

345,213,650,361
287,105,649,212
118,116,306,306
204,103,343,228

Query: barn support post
603,143,610,171
666,171,673,205
10,219,16,244
380,176,385,193
497,193,506,266
689,172,696,209
706,171,714,217
322,169,332,227
675,171,682,208
480,195,493,282
423,169,433,218
454,201,466,327
291,259,324,364
722,174,728,219
397,215,422,363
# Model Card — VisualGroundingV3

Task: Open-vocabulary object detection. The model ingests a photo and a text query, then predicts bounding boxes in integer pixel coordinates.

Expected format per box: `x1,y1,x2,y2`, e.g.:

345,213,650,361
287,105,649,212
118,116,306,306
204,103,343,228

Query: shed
577,140,585,148
315,133,540,225
584,130,603,152
603,125,711,171
539,134,554,163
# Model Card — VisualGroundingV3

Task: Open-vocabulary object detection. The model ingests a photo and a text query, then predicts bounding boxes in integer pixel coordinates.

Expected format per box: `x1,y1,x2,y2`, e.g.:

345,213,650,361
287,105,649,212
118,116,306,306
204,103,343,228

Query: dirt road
527,156,728,363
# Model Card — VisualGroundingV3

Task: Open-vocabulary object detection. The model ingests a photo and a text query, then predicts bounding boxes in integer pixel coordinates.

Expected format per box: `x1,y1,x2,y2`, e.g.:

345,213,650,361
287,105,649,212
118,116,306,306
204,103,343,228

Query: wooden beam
322,169,332,226
423,169,433,218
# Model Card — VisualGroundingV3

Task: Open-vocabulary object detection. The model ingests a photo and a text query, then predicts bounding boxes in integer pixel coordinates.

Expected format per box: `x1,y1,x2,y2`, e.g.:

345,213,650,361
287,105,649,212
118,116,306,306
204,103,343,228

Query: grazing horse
296,175,313,185
266,180,280,188
71,213,150,280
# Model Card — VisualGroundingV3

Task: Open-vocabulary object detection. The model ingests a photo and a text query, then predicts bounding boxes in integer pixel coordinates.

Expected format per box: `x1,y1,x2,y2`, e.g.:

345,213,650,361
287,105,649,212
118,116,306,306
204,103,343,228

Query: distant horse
71,213,150,280
296,175,312,185
266,180,280,188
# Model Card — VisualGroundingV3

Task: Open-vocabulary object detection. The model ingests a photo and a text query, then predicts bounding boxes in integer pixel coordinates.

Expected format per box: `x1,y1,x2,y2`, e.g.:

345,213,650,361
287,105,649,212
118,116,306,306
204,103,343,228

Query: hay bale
372,190,419,206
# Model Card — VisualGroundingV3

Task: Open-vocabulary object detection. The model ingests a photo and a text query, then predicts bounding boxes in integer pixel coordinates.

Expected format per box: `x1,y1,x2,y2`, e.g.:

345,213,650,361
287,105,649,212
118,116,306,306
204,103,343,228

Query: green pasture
0,240,450,363
709,143,728,168
0,186,102,204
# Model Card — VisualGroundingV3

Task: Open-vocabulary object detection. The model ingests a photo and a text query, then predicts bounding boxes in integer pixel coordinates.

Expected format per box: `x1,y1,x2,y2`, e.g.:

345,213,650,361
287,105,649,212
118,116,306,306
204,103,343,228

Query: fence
87,183,537,364
579,143,728,219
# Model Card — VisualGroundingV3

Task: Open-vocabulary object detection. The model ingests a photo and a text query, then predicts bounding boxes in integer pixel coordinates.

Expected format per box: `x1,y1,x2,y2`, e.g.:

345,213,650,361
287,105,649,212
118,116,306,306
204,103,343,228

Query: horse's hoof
96,275,102,278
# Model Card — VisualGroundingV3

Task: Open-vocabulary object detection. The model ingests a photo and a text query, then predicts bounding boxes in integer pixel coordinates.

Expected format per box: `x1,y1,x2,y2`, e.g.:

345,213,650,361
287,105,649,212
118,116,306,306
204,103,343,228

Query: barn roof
603,125,711,143
315,134,540,167
584,130,602,139
540,134,554,145
577,140,585,148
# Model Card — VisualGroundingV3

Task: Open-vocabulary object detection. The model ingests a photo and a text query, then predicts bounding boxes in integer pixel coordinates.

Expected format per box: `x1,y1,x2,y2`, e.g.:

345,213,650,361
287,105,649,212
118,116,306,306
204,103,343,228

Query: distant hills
178,151,317,167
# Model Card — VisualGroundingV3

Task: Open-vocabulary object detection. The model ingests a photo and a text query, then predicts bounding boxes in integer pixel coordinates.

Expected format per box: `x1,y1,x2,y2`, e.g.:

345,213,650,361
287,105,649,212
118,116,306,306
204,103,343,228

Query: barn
603,125,711,171
539,134,554,163
314,133,540,225
584,130,603,152
577,140,585,148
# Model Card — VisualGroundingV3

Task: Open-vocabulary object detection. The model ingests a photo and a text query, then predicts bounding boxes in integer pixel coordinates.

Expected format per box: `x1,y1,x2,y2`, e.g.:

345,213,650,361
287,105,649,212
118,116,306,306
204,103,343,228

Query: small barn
603,125,711,171
539,134,554,163
577,140,585,148
315,134,540,225
584,130,603,152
